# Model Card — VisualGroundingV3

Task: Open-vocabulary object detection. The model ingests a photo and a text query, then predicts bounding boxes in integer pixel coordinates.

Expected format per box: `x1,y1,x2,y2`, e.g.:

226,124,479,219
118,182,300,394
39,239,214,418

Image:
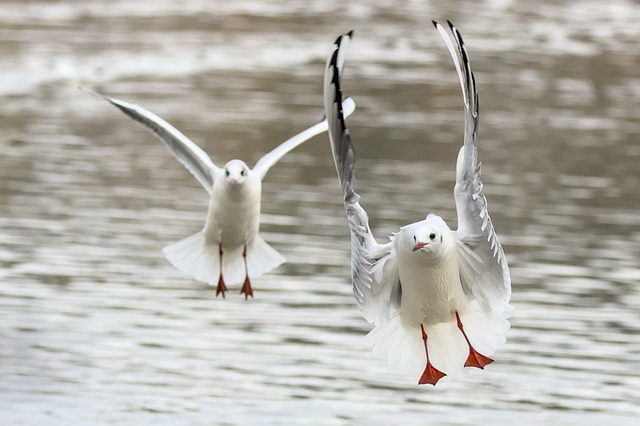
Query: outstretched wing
324,31,400,325
434,21,511,314
252,97,356,180
83,88,218,194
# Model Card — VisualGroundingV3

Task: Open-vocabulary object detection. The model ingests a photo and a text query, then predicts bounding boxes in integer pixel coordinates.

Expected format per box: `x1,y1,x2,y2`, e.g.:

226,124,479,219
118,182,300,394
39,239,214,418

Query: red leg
216,245,227,298
419,324,446,385
455,311,493,369
239,245,253,300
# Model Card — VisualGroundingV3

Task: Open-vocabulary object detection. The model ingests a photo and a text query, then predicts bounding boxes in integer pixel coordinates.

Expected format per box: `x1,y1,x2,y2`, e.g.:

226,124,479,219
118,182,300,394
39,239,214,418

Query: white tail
162,232,285,285
363,301,510,384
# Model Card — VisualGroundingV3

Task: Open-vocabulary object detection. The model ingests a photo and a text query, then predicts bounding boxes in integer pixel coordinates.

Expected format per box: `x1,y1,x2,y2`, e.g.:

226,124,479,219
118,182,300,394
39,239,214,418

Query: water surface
1,1,639,424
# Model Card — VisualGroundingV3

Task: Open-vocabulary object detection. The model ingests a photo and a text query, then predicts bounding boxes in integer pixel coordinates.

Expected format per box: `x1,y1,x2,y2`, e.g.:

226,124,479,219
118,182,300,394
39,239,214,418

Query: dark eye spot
225,170,230,177
429,233,436,240
413,235,416,242
240,169,245,176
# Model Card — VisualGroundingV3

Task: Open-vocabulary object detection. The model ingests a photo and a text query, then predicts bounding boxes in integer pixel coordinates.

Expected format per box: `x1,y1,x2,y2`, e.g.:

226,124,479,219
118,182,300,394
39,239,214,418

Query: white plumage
323,22,512,385
85,87,355,298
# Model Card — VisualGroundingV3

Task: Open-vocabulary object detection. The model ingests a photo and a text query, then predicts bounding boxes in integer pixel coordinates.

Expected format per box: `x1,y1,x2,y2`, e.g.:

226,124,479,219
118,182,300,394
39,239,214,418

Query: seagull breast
395,224,468,328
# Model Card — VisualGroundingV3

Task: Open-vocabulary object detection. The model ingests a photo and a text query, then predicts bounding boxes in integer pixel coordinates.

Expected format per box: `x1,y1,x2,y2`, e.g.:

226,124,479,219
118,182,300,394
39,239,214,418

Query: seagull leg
455,311,493,369
216,245,227,298
239,245,253,300
419,324,446,385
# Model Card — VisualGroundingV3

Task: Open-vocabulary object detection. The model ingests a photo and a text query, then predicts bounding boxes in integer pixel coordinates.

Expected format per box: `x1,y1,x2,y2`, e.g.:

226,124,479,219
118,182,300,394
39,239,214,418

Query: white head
407,214,454,258
223,160,250,188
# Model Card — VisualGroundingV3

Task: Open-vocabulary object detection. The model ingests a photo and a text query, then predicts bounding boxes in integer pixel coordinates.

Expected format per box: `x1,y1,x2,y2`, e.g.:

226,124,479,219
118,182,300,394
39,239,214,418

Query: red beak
413,241,427,252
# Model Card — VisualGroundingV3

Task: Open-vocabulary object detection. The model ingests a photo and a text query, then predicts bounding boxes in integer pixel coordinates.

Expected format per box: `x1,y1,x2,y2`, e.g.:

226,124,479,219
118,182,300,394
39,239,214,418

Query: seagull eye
240,169,245,176
429,233,436,240
413,235,416,242
225,170,230,177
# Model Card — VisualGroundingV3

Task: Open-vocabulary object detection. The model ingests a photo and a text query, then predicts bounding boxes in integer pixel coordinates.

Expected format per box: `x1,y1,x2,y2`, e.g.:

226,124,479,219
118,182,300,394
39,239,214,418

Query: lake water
1,1,639,424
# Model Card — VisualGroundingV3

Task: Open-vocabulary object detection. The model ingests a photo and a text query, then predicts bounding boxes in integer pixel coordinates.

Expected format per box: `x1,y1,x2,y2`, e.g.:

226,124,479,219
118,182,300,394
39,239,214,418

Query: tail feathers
247,235,286,279
458,302,511,356
163,231,220,285
424,321,468,379
162,231,285,286
363,302,510,384
364,314,427,380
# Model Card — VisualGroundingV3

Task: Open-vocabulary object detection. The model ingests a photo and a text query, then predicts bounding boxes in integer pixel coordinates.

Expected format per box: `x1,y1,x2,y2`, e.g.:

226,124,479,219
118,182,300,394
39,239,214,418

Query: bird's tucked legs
216,245,227,298
240,245,253,300
419,324,446,385
455,311,493,369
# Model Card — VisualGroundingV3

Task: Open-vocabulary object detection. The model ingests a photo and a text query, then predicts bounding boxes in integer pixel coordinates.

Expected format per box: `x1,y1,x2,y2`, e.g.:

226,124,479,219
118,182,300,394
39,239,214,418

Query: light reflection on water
1,1,640,424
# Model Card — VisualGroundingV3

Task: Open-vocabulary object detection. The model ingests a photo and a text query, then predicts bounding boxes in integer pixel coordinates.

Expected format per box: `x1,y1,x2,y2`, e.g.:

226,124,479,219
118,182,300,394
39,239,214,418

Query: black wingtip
447,19,455,29
335,30,355,47
431,20,439,29
328,34,350,133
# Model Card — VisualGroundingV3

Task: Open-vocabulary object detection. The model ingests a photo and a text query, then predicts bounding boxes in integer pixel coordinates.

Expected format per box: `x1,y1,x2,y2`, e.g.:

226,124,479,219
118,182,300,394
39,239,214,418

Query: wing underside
252,98,356,180
434,21,511,313
323,32,401,324
84,88,217,193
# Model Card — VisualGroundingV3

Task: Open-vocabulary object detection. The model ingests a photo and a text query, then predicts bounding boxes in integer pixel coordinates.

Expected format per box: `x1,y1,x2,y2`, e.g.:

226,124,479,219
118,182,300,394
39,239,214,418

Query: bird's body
85,87,355,298
204,161,261,249
324,23,512,385
395,218,466,328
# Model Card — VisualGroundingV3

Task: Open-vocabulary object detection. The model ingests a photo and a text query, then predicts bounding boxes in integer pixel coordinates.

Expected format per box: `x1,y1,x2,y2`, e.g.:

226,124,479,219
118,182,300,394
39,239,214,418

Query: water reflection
1,0,639,424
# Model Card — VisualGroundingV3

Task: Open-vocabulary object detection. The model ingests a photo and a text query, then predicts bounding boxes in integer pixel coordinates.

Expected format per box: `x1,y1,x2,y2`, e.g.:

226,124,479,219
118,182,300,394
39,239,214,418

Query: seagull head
410,214,453,257
223,160,250,188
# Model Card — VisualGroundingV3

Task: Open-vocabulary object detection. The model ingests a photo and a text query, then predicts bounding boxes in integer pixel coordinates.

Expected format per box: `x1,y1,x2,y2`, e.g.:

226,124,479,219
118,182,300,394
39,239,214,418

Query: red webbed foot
455,311,494,369
419,362,447,386
240,276,253,300
419,323,447,385
216,274,227,298
465,348,494,369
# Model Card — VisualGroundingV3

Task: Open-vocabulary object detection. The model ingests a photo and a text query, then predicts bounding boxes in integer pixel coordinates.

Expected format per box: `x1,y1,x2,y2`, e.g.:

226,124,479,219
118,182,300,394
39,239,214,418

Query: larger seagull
85,88,355,299
323,22,512,385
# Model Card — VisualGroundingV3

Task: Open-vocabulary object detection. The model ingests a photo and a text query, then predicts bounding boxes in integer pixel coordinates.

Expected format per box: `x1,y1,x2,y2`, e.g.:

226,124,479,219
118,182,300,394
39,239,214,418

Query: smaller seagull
323,23,512,385
84,87,355,299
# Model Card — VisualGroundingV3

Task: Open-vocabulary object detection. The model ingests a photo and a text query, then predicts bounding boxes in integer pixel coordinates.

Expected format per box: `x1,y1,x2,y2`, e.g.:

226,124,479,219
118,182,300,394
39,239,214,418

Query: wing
324,31,401,325
433,21,511,313
82,87,218,194
252,97,356,180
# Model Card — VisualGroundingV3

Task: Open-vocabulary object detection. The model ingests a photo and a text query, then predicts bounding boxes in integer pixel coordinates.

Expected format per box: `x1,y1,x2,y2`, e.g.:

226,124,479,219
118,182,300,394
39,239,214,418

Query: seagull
84,87,355,299
323,22,512,385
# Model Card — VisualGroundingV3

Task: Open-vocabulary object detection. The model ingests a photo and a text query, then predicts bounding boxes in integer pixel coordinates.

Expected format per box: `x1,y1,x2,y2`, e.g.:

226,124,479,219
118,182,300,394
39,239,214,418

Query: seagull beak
413,241,427,252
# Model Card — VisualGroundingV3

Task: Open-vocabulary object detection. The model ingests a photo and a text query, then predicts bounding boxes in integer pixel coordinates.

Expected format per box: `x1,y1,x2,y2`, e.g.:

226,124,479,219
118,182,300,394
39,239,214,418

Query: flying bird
85,88,355,299
323,23,512,385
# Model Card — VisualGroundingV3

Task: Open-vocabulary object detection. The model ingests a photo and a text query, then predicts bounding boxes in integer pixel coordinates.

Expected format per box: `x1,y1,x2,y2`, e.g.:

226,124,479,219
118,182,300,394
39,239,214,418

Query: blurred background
1,0,639,424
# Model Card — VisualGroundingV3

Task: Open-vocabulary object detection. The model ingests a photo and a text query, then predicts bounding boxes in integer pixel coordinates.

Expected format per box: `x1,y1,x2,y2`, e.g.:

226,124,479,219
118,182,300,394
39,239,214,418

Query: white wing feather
83,87,218,194
252,97,356,180
434,21,511,314
324,31,401,325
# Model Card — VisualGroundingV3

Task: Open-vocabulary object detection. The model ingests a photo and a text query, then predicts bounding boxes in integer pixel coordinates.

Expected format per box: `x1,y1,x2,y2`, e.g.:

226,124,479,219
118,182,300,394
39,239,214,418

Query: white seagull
323,22,512,385
85,88,355,299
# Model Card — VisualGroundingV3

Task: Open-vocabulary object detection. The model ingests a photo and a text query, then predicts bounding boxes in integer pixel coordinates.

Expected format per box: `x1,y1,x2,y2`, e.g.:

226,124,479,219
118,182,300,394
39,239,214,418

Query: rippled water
2,1,640,424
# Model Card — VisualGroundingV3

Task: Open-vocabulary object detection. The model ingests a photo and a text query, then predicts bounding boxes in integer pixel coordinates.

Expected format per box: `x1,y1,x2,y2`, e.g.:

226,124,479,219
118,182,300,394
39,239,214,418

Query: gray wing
252,97,355,180
83,88,218,194
324,31,400,325
434,21,511,313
